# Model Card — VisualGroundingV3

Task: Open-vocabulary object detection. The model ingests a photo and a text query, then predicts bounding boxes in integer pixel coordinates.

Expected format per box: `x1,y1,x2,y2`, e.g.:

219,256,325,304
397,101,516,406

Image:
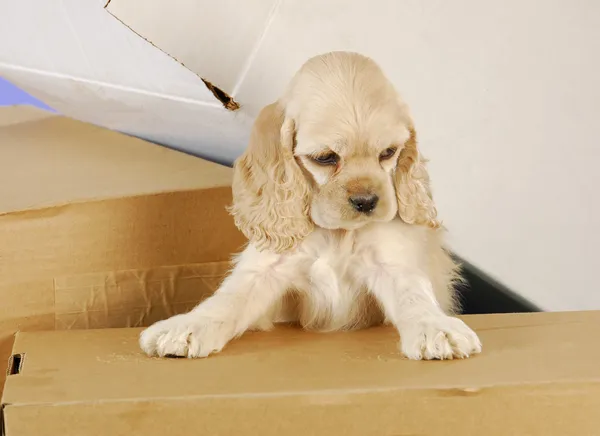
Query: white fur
140,220,482,360
140,52,482,361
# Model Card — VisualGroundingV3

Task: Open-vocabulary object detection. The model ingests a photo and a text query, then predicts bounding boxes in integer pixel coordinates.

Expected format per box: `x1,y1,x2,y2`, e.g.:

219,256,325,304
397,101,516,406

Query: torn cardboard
0,106,246,396
104,0,279,97
2,311,600,435
103,0,242,112
0,0,255,164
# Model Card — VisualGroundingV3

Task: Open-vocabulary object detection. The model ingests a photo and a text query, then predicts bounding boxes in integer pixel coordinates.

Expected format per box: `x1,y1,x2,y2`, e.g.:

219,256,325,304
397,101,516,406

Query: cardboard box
2,311,600,435
0,105,246,395
0,0,259,164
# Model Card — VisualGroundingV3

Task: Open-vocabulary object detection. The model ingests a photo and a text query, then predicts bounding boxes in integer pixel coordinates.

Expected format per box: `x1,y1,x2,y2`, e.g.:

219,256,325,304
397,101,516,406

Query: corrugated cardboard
2,311,600,435
0,106,246,396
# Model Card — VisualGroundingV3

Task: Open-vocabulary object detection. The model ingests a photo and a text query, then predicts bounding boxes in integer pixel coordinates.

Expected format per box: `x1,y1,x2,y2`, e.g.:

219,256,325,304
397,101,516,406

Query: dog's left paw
139,313,233,358
399,316,482,360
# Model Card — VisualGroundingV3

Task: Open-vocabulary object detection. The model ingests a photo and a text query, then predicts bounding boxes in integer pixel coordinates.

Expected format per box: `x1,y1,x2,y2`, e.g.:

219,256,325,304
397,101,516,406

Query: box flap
4,311,600,406
0,106,233,215
0,0,254,164
105,0,280,97
0,1,218,106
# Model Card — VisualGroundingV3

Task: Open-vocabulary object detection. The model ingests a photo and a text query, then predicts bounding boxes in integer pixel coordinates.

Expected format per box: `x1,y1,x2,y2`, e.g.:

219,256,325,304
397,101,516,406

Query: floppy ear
229,103,314,253
394,126,441,229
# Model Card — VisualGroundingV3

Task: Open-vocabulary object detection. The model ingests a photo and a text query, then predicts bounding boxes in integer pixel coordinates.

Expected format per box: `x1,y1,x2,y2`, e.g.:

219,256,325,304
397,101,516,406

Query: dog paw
399,316,482,360
140,313,233,358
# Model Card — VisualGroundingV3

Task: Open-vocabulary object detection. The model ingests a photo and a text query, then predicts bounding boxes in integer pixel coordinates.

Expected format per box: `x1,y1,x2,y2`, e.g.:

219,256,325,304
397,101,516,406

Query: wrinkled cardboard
2,311,600,435
0,106,246,396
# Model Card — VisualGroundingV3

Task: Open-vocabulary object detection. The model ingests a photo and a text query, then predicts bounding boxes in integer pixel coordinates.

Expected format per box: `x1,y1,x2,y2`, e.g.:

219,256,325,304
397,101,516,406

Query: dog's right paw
140,313,233,358
399,315,482,360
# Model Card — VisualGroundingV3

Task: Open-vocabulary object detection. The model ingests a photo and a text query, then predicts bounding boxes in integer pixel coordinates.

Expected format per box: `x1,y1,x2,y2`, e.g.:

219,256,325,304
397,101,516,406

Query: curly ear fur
394,127,441,229
229,103,314,253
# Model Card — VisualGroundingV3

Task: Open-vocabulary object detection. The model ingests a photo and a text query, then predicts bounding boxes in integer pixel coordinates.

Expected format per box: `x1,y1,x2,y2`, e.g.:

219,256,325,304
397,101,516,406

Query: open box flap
0,0,253,164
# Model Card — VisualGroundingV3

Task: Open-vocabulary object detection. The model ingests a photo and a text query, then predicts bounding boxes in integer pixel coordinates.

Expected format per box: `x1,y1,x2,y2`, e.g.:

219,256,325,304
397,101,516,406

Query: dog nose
349,194,379,213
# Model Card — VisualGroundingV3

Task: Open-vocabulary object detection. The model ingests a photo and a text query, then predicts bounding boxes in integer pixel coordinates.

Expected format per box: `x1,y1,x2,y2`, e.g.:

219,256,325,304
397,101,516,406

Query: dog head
230,52,439,252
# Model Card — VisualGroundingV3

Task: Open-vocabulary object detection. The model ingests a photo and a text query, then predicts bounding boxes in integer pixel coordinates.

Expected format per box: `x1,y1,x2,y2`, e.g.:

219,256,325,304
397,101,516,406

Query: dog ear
229,103,314,252
394,126,440,229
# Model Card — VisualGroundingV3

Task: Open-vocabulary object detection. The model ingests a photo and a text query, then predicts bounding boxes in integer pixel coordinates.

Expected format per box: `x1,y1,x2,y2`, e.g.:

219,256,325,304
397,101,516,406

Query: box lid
0,105,233,215
0,1,256,164
3,311,600,435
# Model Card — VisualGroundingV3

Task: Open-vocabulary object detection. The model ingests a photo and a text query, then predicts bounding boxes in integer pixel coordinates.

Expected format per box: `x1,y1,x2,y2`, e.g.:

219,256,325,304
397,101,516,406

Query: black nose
349,194,379,214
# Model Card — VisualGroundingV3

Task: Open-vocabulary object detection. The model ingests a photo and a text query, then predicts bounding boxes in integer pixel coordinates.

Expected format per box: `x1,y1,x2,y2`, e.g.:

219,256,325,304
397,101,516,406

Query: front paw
399,316,482,360
140,313,233,358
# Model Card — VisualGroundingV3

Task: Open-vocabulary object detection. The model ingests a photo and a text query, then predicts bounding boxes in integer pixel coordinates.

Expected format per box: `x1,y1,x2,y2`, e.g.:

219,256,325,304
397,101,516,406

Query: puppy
140,51,482,361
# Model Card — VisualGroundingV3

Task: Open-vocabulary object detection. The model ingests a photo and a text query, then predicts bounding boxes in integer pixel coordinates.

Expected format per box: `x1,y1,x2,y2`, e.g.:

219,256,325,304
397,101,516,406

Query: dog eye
379,147,398,160
311,151,339,166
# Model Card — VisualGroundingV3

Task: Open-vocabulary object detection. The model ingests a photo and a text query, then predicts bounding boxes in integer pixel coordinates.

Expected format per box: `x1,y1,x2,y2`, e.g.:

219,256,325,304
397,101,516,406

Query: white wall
230,0,600,311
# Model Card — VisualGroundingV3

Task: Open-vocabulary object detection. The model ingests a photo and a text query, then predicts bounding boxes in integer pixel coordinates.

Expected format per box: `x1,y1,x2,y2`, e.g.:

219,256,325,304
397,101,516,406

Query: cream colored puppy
140,52,482,360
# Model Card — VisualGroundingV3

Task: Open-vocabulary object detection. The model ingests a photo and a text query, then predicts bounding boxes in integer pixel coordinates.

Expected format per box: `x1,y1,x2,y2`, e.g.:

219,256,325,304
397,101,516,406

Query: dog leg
366,273,481,360
139,246,291,358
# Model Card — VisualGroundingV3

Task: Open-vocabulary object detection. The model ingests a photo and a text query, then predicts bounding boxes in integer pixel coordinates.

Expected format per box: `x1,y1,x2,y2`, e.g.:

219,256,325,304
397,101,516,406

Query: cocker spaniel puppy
140,51,482,360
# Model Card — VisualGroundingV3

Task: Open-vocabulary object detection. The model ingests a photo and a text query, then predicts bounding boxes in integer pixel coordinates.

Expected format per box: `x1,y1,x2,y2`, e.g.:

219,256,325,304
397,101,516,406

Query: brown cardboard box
2,311,600,436
0,105,246,395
